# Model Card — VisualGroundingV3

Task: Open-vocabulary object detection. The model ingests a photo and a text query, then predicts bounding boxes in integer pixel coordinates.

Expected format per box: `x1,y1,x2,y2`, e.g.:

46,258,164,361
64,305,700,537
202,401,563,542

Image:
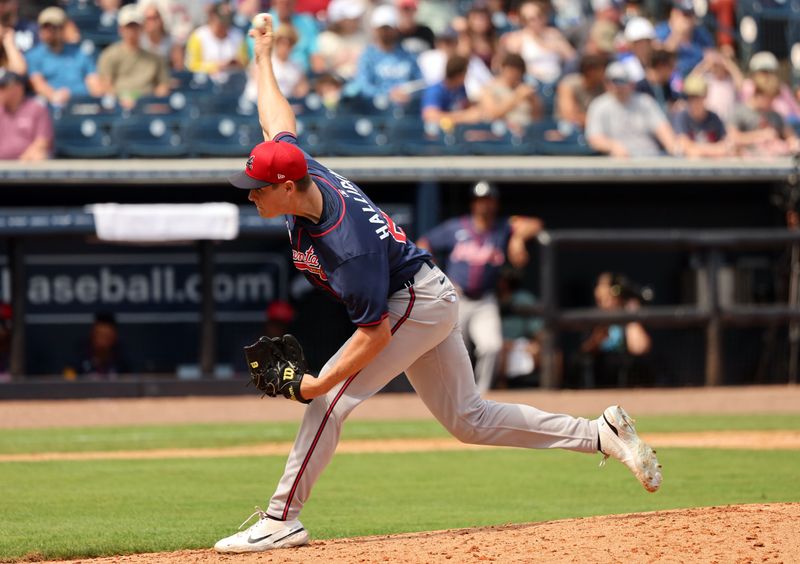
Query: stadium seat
524,120,597,156
212,71,248,95
51,95,121,124
338,94,393,117
295,116,329,155
534,80,558,118
454,121,526,156
287,94,334,118
170,71,215,93
113,116,189,158
390,91,423,119
187,115,260,157
197,93,257,117
319,116,396,156
53,116,120,158
131,93,197,117
387,118,461,156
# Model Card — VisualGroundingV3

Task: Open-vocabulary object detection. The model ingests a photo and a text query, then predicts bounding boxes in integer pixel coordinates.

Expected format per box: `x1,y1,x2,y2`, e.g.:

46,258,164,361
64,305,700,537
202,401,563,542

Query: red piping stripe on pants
277,286,417,520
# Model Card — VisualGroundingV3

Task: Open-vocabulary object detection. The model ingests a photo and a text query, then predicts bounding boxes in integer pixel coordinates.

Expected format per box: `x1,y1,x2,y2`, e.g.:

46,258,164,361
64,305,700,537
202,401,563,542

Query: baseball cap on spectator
472,180,499,199
327,0,366,23
275,25,299,45
468,0,491,13
396,0,418,9
38,6,67,27
0,302,11,331
672,0,694,13
749,51,779,73
0,68,24,87
118,4,144,27
266,301,295,324
605,61,632,83
371,5,399,29
436,26,458,41
228,140,308,189
590,20,617,53
624,17,655,43
683,74,707,97
591,0,622,12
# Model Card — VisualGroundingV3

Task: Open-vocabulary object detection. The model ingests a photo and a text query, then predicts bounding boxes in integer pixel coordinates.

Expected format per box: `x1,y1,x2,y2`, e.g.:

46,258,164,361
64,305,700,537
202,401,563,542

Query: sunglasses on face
40,23,63,30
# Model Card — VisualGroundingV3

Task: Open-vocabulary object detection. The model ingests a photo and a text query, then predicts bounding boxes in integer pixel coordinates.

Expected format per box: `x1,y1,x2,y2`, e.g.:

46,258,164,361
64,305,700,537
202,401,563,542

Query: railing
4,218,800,386
532,229,800,388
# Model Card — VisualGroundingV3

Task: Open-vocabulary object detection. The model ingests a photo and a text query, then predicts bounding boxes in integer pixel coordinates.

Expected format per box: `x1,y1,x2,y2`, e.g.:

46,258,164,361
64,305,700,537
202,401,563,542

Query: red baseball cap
228,140,308,189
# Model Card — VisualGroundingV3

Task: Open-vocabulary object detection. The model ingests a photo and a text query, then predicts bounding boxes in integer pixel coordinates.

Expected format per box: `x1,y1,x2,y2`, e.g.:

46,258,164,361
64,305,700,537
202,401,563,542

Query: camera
609,274,654,304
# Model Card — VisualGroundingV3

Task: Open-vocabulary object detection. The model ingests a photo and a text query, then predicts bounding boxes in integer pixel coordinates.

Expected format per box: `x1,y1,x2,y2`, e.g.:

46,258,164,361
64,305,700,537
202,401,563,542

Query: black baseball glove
243,334,313,403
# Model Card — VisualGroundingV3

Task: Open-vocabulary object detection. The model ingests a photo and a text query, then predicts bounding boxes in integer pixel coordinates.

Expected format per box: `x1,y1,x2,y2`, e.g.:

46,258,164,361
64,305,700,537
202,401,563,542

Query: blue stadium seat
295,116,329,155
51,95,121,124
197,93,257,117
170,71,215,93
53,116,120,158
287,94,334,118
131,93,197,117
319,116,396,156
534,80,558,118
455,121,526,156
390,91,423,119
212,71,248,95
81,30,119,51
524,120,597,156
387,118,461,156
187,115,260,157
338,94,393,117
113,116,189,158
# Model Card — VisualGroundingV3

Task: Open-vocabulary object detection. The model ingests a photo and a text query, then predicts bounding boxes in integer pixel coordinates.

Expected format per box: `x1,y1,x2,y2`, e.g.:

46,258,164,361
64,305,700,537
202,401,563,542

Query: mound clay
40,503,799,563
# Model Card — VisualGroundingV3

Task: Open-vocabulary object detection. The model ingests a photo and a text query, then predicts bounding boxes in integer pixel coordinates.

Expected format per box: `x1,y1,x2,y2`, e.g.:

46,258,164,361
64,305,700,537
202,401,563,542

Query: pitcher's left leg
406,327,598,452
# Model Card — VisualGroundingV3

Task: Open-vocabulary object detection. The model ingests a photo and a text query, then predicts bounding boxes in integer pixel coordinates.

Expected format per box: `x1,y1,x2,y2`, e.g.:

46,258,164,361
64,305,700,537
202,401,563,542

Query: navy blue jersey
275,132,430,326
422,216,511,299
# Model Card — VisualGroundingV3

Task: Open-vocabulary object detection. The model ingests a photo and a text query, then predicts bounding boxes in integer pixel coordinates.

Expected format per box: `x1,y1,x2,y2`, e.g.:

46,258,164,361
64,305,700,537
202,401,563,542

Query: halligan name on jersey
330,170,406,243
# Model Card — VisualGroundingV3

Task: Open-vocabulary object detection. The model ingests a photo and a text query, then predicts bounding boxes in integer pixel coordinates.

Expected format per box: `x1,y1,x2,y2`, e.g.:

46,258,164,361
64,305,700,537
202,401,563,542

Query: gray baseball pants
458,293,503,394
266,264,599,521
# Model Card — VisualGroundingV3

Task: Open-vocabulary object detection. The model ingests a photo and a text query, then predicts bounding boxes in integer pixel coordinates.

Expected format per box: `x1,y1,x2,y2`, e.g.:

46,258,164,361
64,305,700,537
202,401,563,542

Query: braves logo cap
228,140,308,189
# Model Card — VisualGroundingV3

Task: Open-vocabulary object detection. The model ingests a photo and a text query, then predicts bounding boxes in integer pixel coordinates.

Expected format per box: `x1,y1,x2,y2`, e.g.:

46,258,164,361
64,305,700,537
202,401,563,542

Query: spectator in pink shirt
740,51,800,123
0,69,52,161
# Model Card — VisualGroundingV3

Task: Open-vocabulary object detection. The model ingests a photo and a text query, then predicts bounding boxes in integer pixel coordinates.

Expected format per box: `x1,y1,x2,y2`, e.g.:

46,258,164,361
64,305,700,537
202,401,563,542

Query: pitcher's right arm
250,14,296,140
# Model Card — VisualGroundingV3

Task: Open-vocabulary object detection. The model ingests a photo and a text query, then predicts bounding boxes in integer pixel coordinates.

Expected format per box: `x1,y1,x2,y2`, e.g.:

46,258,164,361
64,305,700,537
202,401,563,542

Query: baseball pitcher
214,14,662,554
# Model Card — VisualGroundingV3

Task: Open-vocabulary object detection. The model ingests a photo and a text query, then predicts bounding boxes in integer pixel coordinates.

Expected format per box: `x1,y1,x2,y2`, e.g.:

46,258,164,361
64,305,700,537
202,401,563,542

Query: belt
401,258,436,290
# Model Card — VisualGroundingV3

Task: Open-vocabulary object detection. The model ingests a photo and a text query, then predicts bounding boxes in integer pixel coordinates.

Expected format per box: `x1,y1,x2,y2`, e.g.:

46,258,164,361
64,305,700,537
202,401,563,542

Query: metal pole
8,238,25,378
199,240,216,377
415,181,440,237
704,249,723,386
538,232,559,388
788,243,800,384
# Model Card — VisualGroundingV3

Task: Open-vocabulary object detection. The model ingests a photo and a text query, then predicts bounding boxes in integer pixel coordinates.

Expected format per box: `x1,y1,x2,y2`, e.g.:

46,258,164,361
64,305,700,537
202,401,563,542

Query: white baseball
252,13,270,31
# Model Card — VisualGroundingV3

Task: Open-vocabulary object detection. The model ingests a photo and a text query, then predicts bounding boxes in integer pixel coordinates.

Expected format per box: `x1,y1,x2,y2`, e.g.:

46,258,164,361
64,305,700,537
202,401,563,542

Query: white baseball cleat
597,405,662,493
214,507,309,553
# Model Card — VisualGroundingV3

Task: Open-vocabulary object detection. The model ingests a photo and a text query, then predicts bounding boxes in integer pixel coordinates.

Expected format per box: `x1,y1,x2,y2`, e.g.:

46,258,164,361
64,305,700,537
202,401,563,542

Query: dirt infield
6,386,799,562
37,503,799,564
2,385,799,429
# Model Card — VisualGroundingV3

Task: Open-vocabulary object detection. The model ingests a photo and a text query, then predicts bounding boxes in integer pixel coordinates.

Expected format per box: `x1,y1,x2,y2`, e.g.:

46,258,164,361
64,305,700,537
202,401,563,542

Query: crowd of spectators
0,0,797,160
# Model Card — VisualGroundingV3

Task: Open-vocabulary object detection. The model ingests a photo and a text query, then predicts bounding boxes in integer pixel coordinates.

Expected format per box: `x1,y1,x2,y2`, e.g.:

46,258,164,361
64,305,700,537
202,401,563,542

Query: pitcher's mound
40,503,798,563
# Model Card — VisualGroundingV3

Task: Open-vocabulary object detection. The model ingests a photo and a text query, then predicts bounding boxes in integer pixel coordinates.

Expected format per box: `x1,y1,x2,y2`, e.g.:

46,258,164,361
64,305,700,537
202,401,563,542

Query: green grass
1,448,799,561
1,414,799,455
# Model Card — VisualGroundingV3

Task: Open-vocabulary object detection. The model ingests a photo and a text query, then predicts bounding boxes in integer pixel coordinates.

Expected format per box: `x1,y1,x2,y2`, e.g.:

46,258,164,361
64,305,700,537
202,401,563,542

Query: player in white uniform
213,15,662,554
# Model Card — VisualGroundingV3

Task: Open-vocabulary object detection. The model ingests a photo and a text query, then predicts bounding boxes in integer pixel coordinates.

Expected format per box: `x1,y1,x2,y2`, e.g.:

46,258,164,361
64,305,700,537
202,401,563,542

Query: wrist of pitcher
300,373,330,399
